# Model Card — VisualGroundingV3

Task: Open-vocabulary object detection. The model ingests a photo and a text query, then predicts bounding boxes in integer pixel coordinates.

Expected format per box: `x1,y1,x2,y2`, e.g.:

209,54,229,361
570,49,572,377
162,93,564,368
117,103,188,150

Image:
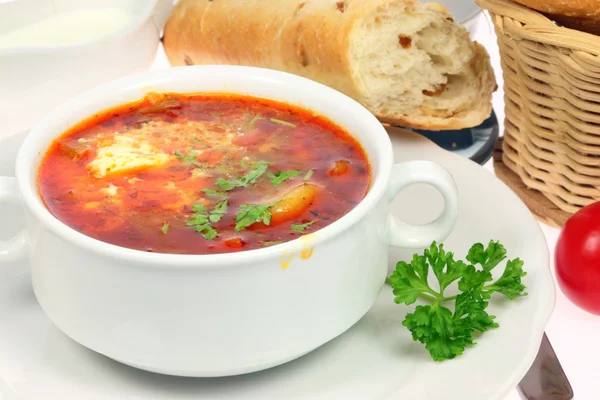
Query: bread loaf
510,0,600,19
163,0,497,130
545,13,600,36
512,0,600,35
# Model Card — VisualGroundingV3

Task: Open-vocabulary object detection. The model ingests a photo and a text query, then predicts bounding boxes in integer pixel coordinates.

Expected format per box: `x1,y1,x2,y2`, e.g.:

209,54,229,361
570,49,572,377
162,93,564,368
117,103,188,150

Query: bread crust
544,13,600,36
164,0,371,99
163,0,495,130
511,0,600,18
511,0,600,35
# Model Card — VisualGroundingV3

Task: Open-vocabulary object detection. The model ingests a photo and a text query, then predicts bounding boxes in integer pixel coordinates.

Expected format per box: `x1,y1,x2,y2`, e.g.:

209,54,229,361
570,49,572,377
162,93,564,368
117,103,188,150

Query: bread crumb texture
349,0,495,129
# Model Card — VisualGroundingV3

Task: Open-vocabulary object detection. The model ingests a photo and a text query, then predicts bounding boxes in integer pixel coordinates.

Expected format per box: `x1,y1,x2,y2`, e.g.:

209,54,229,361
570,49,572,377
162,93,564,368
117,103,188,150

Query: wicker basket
476,0,600,214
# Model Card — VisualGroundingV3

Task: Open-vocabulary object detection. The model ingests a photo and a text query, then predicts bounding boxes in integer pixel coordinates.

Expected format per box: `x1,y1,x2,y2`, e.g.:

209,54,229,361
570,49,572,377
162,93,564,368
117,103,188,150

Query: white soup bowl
0,66,458,377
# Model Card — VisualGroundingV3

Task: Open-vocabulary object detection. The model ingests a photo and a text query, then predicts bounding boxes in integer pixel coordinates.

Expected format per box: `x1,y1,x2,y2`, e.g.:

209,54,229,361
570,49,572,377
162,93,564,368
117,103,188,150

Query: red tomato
555,201,600,315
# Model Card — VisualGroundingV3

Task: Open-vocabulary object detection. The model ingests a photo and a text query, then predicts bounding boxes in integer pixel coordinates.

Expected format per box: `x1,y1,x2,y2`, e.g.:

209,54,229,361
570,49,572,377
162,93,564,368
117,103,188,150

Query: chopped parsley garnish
269,118,297,128
262,241,284,246
174,149,203,168
202,188,222,196
239,161,269,185
187,204,210,226
188,204,209,221
387,241,527,361
304,169,315,181
187,203,218,240
234,202,277,231
161,223,169,234
269,170,300,186
244,112,261,127
248,114,261,126
197,225,218,240
209,199,228,223
216,160,269,191
290,220,315,233
215,178,237,191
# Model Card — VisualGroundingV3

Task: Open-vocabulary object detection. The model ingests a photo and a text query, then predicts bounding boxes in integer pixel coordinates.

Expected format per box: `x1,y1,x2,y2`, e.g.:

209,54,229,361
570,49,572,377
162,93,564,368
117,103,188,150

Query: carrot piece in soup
328,160,350,176
224,237,245,248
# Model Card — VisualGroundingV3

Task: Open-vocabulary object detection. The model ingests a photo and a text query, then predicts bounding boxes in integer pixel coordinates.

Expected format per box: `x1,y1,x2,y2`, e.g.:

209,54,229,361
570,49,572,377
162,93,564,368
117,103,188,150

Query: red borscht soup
37,93,371,254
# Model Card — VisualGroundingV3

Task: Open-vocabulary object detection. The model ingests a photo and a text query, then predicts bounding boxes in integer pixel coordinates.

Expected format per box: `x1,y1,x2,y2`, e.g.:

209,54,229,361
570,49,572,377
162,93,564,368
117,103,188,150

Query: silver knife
517,333,574,400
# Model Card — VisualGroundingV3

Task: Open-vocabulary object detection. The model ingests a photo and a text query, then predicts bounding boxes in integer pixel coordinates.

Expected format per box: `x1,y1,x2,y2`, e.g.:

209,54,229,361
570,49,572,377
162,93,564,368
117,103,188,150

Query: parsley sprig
387,241,527,361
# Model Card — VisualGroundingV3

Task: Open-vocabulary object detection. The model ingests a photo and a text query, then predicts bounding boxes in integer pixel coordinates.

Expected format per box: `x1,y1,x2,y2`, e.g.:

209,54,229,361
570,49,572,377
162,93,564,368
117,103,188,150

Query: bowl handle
0,177,27,262
387,161,458,248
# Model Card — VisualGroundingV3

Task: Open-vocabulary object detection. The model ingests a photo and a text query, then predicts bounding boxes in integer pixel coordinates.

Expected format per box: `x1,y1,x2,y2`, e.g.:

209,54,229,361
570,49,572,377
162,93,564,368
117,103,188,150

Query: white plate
0,129,554,400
